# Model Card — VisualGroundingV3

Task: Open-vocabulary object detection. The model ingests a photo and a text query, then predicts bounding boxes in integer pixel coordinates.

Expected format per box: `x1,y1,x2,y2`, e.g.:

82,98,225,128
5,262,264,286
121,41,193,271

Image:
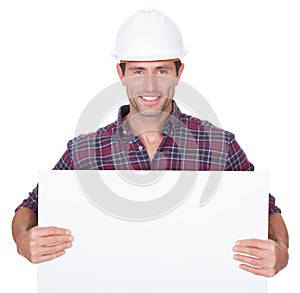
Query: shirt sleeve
15,184,39,214
52,141,75,170
226,134,281,215
15,140,75,214
269,193,281,214
225,134,254,171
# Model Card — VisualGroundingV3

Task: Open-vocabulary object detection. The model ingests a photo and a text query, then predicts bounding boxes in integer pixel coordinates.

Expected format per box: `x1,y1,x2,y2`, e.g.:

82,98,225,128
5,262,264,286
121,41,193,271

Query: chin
139,110,163,117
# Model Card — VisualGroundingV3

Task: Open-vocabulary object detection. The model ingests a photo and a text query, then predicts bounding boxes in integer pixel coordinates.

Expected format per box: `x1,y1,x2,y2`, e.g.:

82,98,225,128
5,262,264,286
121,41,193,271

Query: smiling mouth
139,96,162,101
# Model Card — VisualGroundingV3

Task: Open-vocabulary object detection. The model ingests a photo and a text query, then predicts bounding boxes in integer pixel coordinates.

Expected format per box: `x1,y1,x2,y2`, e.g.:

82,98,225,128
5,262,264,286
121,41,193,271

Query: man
12,9,288,277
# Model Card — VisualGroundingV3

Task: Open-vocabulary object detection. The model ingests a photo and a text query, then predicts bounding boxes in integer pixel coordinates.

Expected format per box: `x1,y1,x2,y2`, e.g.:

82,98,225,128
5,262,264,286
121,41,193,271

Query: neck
139,130,164,161
124,110,170,160
124,111,169,136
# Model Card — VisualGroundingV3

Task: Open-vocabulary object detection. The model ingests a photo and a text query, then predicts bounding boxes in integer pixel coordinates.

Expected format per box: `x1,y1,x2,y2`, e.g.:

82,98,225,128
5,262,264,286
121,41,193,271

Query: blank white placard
38,171,268,293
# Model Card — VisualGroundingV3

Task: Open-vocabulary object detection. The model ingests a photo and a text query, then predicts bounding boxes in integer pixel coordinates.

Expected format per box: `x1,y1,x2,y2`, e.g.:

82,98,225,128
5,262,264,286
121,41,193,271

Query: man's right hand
12,208,74,264
15,226,74,264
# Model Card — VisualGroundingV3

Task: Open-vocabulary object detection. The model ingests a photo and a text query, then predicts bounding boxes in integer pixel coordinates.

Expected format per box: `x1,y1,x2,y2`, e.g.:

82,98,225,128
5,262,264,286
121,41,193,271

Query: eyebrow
127,65,174,71
127,66,145,71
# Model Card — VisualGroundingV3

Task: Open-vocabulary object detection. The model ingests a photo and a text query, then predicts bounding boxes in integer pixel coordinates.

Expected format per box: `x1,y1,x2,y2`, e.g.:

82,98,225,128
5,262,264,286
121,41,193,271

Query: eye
157,69,166,74
134,70,143,74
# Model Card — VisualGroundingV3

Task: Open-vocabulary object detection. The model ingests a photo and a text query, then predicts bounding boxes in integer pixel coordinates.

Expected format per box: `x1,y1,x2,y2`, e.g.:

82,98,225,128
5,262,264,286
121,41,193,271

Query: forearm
268,212,289,249
12,207,38,244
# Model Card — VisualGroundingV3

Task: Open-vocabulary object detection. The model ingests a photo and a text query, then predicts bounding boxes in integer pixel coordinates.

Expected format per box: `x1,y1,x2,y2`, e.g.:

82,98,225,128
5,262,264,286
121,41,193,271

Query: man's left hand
232,238,289,277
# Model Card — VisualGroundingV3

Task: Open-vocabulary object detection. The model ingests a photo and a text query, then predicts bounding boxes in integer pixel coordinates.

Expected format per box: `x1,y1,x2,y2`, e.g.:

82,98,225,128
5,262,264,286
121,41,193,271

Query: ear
116,63,126,86
176,63,184,85
177,63,184,80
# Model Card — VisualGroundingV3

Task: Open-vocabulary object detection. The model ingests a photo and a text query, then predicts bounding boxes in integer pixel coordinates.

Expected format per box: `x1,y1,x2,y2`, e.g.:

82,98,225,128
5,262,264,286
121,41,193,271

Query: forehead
123,60,176,69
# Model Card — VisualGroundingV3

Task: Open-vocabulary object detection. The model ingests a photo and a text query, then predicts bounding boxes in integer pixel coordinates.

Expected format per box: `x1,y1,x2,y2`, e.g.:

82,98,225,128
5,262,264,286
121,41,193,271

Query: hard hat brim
119,58,181,63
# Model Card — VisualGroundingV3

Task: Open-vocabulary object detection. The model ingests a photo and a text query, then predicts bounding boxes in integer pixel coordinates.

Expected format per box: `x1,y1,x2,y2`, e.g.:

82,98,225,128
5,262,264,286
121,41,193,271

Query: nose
142,75,159,95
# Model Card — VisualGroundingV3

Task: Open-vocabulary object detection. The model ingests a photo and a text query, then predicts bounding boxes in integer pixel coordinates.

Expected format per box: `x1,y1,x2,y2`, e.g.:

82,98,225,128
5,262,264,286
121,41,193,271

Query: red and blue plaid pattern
16,101,281,215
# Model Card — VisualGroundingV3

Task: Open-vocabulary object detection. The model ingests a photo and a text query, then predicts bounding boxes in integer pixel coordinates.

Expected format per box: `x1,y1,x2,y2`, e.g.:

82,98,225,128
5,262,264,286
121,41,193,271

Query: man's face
117,60,183,118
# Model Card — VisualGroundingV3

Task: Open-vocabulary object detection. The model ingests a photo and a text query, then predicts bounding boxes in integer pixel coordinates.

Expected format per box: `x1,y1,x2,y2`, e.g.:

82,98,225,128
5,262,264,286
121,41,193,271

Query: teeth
141,96,159,101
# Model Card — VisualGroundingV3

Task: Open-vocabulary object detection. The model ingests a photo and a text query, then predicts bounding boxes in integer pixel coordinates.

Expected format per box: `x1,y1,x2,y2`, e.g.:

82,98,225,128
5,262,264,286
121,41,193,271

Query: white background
0,0,299,292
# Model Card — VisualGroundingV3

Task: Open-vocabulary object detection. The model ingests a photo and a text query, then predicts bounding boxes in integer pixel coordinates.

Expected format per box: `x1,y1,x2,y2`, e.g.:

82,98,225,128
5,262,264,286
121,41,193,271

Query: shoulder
64,121,119,169
179,112,235,142
67,120,119,149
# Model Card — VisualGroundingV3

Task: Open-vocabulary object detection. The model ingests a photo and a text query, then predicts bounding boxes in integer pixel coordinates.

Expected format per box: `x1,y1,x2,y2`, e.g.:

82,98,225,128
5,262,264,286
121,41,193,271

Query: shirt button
123,130,127,135
138,146,143,151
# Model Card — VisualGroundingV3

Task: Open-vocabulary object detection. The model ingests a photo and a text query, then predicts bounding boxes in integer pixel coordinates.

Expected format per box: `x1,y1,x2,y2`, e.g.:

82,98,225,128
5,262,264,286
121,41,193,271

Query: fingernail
235,241,241,245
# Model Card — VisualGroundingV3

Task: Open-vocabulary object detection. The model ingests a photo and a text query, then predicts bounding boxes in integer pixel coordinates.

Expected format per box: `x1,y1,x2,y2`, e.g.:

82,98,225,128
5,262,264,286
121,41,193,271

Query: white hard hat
112,9,187,61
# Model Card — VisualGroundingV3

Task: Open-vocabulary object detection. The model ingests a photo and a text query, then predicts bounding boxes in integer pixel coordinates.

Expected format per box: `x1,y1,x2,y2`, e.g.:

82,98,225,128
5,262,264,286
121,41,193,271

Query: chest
73,136,227,171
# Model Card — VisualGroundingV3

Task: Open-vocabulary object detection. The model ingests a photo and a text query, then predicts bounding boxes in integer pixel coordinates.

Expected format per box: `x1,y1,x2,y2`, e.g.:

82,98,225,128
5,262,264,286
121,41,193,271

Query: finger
42,241,73,255
39,234,74,246
33,250,67,264
30,226,72,237
239,263,276,277
235,239,271,250
28,241,73,263
233,254,263,268
232,245,270,259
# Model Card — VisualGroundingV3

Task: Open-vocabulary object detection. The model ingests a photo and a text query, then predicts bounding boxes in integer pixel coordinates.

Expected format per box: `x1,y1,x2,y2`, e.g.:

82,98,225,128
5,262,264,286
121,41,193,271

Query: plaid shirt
17,101,280,214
